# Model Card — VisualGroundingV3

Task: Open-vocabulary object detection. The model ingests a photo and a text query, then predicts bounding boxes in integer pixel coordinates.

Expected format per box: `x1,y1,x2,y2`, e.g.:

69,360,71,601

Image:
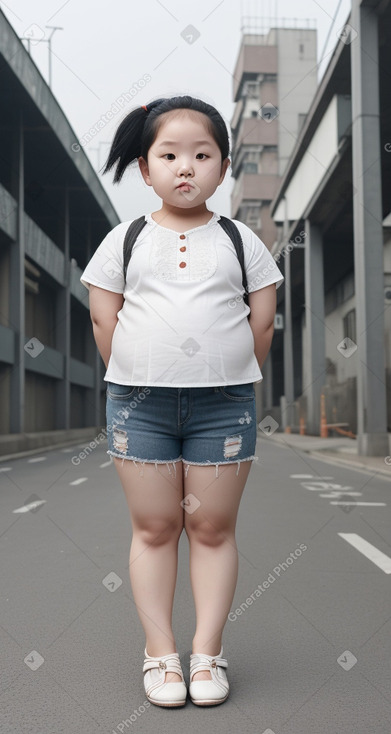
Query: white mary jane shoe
189,646,229,706
143,649,187,707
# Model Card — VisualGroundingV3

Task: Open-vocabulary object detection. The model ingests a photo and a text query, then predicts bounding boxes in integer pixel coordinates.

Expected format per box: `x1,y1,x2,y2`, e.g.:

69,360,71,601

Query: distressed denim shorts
106,383,258,477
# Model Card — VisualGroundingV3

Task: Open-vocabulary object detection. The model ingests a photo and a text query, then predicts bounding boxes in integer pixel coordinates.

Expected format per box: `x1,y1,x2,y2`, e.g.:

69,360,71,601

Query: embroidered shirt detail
149,220,218,282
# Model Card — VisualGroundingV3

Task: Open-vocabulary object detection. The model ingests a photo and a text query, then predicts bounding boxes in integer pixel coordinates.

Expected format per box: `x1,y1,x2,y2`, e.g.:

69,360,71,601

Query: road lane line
13,500,46,513
99,461,112,468
338,533,391,574
331,502,386,506
28,457,47,463
70,478,88,486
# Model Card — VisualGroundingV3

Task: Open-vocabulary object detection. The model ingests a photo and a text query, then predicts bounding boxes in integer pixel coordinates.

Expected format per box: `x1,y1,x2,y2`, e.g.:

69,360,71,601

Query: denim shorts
106,383,258,476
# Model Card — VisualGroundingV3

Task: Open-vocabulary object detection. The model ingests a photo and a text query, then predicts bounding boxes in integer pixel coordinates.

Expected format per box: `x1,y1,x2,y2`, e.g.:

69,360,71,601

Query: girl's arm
89,285,124,368
247,283,277,369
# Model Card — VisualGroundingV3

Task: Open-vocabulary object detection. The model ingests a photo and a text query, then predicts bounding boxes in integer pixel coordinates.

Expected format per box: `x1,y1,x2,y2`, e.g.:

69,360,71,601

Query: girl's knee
134,519,183,547
184,516,234,546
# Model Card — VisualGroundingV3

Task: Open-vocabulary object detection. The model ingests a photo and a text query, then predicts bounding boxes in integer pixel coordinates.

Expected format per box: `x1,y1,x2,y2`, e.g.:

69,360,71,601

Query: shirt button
179,261,187,268
179,246,186,252
179,234,186,240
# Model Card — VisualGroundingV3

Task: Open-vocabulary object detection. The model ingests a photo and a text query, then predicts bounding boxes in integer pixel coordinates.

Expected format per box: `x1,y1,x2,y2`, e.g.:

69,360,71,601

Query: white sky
2,0,351,221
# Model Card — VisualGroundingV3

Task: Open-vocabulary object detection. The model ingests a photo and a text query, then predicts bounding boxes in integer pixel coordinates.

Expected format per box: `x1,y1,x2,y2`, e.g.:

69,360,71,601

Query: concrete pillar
281,206,295,429
350,1,389,455
9,112,25,433
263,352,273,410
304,220,326,435
55,188,71,429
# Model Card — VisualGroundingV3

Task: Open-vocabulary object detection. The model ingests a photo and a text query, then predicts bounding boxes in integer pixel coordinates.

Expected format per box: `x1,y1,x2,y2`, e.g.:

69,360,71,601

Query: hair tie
141,105,148,112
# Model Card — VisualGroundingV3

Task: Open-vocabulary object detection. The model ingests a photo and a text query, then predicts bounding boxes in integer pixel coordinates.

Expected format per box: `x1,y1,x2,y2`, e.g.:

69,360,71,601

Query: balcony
236,117,278,148
231,172,281,218
233,43,277,101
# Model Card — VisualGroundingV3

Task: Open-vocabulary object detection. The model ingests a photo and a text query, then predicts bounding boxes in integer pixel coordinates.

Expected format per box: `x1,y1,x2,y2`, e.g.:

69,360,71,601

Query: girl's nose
177,159,194,177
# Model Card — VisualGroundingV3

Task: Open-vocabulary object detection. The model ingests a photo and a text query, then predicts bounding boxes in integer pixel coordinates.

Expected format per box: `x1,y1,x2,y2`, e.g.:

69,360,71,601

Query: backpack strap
123,215,148,281
217,216,249,307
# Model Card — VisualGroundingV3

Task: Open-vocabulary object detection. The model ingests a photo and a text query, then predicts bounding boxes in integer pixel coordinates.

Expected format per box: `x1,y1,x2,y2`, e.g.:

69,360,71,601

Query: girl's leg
183,460,252,681
113,458,184,683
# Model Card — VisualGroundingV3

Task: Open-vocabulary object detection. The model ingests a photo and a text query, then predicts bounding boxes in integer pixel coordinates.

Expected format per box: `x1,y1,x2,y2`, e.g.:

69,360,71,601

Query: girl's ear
218,158,231,185
138,156,152,186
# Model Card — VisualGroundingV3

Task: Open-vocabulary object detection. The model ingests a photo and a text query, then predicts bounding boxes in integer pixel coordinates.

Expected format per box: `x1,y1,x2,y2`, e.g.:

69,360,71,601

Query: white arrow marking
338,533,391,573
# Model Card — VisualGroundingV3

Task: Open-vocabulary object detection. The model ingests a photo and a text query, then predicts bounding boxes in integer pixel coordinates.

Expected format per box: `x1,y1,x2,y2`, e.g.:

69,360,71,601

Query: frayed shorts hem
107,450,258,477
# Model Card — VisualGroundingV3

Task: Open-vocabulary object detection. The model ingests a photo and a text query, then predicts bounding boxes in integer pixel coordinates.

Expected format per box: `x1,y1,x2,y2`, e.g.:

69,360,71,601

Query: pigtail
101,107,147,183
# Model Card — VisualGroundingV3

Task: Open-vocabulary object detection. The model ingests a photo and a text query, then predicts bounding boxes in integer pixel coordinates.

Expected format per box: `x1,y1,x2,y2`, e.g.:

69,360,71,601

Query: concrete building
230,23,317,249
269,0,391,456
0,9,120,454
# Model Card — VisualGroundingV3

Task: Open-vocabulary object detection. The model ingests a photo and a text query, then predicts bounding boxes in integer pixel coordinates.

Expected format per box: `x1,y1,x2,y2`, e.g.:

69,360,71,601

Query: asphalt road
1,433,391,734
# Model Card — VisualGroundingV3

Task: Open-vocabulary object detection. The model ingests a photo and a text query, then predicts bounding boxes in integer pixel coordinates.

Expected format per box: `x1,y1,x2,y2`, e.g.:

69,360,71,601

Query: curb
259,432,391,479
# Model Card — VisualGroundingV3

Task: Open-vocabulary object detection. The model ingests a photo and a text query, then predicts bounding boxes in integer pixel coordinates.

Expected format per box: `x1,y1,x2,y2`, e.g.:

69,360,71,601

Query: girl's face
138,110,230,208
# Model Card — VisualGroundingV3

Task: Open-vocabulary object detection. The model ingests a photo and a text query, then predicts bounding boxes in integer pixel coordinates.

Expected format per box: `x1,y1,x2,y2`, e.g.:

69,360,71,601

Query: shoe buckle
158,661,167,670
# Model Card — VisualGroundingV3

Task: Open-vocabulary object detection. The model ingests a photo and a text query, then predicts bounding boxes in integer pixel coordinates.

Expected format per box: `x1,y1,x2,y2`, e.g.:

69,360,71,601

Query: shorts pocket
106,382,137,400
218,383,255,401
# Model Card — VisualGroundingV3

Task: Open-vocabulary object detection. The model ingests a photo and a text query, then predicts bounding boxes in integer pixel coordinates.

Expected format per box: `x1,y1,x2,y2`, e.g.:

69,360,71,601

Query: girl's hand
247,284,277,369
89,285,124,368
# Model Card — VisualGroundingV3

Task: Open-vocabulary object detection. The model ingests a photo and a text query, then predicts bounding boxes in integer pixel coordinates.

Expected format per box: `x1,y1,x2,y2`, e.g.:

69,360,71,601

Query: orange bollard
320,393,328,438
299,416,306,435
285,425,291,433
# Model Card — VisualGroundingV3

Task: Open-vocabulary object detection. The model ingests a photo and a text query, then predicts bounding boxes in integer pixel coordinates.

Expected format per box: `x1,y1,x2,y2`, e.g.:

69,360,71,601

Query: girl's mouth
177,182,193,190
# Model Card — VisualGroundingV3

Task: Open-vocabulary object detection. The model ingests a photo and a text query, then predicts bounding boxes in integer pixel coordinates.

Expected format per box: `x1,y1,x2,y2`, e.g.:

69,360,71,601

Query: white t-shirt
80,212,284,387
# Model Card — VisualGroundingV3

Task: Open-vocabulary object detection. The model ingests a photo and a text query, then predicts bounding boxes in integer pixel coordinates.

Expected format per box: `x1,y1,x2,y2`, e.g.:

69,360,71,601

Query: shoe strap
190,652,228,677
143,651,183,677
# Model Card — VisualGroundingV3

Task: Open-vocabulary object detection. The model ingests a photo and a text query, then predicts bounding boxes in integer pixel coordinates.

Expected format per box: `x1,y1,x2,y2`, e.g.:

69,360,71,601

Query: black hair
101,95,230,184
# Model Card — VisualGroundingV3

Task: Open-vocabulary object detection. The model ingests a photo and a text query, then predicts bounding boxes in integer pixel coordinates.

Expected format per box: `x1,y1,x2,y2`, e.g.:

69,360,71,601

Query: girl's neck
150,203,214,232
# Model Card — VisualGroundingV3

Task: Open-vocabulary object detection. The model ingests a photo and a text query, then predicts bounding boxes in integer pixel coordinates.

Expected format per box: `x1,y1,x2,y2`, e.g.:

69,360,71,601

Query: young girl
80,95,284,708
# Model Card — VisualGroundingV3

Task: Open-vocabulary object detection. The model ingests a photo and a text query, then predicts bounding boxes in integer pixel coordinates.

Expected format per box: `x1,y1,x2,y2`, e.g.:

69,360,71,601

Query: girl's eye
196,153,208,160
163,154,175,160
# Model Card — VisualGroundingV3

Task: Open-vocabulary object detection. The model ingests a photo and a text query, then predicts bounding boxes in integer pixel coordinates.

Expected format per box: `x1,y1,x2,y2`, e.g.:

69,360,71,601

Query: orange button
180,246,186,252
179,234,186,240
179,261,187,268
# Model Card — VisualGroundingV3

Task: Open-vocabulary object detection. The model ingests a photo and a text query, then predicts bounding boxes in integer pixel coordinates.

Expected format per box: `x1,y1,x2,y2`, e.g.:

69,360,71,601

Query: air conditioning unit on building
274,313,284,330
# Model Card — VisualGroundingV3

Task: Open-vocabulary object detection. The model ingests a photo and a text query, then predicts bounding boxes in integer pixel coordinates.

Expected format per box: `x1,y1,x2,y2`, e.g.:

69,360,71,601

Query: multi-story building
231,24,317,248
269,0,391,455
0,9,119,455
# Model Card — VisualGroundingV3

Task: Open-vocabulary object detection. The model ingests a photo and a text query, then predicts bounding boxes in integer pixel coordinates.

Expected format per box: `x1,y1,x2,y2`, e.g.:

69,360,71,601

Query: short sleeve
232,219,284,293
80,222,130,293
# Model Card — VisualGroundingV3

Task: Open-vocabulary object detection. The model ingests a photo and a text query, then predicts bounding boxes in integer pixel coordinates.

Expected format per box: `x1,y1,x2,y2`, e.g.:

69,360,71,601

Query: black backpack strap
218,216,249,306
123,215,148,281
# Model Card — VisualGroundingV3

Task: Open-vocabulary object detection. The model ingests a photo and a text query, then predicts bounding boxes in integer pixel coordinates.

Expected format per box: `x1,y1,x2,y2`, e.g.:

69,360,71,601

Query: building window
245,205,261,229
343,309,356,344
246,81,260,98
243,162,258,173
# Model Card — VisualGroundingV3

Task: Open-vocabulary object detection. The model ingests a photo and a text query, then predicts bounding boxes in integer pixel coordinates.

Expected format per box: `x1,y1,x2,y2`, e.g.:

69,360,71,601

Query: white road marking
61,448,73,453
331,501,386,506
28,456,47,463
13,500,46,513
99,461,112,468
0,467,12,472
289,474,333,479
70,478,88,486
338,533,391,574
320,492,362,498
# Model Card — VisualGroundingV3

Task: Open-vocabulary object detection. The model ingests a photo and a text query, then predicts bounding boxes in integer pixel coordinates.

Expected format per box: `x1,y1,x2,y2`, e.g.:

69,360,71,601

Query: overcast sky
3,0,351,222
